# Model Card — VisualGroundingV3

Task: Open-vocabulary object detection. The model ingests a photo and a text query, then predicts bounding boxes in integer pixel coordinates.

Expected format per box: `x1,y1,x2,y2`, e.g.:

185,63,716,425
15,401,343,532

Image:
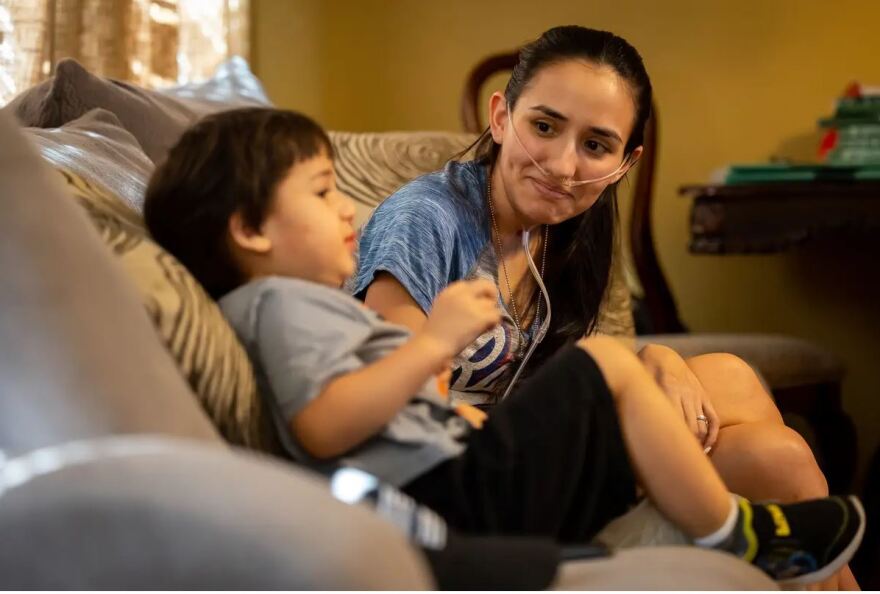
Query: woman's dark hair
469,25,653,381
144,107,333,299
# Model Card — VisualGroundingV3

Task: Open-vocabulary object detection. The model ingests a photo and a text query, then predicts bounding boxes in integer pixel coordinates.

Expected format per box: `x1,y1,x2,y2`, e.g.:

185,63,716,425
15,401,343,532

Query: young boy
144,107,864,586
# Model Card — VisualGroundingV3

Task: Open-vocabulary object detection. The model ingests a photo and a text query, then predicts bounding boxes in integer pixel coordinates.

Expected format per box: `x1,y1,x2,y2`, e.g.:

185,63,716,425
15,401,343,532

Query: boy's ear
228,211,272,254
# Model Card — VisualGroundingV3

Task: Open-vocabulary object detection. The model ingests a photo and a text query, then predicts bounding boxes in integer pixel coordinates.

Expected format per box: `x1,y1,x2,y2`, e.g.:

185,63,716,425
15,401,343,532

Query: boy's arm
292,332,451,459
293,279,500,460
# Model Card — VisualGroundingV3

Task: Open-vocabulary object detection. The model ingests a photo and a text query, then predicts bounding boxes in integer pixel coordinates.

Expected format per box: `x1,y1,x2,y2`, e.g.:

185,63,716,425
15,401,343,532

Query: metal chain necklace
486,176,549,359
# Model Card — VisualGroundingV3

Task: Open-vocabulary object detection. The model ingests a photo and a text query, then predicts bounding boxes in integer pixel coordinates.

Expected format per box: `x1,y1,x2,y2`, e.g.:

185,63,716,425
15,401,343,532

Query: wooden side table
682,181,880,254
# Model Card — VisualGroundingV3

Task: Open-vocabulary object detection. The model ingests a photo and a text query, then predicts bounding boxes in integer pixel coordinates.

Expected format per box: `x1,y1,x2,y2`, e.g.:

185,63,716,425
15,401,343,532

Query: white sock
693,494,740,548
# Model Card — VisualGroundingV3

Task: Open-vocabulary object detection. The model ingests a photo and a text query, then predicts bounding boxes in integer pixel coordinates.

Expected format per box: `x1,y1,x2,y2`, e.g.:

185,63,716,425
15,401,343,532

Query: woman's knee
766,428,828,497
687,353,781,424
687,353,760,386
719,423,828,498
766,427,821,469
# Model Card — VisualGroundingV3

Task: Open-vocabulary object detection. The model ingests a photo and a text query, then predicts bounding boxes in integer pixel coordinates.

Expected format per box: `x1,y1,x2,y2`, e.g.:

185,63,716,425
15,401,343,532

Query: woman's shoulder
351,160,490,307
374,159,487,219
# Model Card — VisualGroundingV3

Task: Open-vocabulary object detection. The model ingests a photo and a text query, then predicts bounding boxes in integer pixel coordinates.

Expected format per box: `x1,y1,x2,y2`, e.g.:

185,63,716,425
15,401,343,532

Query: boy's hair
144,107,333,299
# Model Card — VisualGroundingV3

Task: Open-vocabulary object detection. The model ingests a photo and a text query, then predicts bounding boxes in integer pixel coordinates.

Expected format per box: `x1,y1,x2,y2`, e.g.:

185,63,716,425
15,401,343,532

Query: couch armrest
553,546,776,590
0,437,433,589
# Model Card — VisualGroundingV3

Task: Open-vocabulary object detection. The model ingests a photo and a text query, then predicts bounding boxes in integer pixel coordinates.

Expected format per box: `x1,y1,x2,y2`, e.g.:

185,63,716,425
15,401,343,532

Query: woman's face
489,59,642,228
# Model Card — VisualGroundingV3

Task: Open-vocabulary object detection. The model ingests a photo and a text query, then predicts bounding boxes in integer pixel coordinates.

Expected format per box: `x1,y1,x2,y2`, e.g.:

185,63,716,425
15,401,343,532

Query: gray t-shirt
220,276,469,486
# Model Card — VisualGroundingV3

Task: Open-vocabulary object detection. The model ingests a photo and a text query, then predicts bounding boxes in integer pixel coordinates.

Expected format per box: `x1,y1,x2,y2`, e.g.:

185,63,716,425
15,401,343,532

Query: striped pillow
56,167,279,453
330,130,477,228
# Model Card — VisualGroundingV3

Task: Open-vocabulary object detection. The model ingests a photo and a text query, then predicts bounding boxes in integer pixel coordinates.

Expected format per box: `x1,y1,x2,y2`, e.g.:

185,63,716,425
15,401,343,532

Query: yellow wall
253,0,880,487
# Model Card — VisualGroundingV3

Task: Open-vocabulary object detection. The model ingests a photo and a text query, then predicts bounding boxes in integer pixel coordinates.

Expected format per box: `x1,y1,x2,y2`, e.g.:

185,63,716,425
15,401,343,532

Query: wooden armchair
460,51,857,493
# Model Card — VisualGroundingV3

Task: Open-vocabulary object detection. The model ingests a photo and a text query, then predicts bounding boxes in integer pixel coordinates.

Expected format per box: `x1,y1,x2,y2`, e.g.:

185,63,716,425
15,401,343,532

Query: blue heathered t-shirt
349,160,535,405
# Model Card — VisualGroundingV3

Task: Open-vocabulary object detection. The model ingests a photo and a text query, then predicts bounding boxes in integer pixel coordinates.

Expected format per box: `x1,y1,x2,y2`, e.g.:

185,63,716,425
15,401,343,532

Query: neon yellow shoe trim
739,497,759,562
766,503,792,537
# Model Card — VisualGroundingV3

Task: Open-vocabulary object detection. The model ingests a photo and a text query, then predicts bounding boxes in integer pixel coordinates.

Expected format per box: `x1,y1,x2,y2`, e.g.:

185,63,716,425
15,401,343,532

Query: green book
723,163,880,184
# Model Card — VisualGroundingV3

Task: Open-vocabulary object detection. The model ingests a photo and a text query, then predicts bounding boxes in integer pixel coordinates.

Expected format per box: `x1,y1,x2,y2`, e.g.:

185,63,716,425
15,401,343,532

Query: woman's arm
294,279,500,459
364,271,428,333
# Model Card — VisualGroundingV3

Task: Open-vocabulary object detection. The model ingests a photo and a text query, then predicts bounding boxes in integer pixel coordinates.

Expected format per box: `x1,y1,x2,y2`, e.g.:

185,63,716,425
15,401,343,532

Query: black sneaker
737,495,866,586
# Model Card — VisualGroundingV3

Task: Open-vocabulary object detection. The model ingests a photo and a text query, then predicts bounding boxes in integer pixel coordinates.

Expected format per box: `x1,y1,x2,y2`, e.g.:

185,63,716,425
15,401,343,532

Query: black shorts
403,344,638,544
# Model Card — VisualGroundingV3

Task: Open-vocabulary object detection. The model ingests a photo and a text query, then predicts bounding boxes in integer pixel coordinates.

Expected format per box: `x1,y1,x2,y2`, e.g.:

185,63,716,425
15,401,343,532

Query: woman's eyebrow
530,104,568,121
591,127,623,143
528,104,623,143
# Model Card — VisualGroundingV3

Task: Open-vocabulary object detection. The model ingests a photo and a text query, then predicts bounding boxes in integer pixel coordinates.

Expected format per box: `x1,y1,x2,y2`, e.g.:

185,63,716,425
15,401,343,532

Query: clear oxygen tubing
500,226,552,401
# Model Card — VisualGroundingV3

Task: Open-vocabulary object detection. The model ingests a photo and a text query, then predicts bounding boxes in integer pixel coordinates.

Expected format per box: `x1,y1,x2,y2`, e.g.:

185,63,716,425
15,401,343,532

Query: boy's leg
577,336,732,537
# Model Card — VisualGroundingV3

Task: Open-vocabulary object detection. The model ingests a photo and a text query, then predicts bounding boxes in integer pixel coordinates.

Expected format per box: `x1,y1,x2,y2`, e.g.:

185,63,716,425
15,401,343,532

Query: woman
351,25,856,590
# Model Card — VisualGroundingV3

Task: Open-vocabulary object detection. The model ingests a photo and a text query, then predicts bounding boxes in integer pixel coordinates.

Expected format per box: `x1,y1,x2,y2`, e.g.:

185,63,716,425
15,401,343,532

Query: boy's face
258,152,357,287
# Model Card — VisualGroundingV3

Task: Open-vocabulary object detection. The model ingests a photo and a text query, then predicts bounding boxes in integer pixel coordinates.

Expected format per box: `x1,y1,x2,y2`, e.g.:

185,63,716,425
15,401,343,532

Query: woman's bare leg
686,353,858,590
685,353,828,501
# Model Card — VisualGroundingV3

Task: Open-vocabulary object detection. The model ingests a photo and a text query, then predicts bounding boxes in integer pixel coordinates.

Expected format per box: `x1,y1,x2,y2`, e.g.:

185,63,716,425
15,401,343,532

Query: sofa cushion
553,546,775,590
5,57,270,164
25,108,154,212
0,438,433,589
636,333,844,389
56,168,278,452
0,109,219,452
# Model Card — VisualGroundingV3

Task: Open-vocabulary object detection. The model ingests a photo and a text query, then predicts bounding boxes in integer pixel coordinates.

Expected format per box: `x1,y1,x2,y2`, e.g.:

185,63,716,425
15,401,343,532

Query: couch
0,57,776,589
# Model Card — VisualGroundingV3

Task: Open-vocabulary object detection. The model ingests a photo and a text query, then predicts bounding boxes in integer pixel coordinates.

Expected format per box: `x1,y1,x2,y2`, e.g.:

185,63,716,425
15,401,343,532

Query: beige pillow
55,167,279,453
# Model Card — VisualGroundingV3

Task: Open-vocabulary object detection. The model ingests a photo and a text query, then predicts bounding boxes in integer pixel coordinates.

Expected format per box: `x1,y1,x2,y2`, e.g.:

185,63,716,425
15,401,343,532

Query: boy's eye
316,189,330,198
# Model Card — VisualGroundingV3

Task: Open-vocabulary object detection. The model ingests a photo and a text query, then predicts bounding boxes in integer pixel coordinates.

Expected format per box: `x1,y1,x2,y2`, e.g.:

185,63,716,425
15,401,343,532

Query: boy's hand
419,280,501,358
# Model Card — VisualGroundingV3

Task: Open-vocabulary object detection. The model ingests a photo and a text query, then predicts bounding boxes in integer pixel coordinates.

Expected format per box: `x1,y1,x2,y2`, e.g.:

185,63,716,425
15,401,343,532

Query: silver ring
696,415,709,424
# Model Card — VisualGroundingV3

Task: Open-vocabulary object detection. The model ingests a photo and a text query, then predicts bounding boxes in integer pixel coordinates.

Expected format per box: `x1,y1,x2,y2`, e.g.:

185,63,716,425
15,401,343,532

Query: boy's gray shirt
220,276,469,486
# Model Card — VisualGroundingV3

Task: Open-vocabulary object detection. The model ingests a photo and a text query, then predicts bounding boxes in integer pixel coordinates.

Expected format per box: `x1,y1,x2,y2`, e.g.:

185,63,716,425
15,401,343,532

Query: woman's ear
488,91,508,144
228,211,272,254
614,146,644,182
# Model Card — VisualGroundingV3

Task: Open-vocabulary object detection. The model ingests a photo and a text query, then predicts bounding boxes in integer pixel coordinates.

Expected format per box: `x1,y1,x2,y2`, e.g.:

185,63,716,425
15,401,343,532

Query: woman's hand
637,344,720,451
